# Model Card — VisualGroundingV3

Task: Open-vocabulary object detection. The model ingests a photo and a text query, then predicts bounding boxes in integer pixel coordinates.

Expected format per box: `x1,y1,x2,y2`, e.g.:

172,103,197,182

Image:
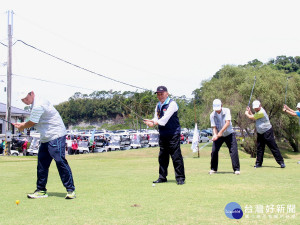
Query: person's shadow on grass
214,171,234,174
47,192,66,198
250,165,278,168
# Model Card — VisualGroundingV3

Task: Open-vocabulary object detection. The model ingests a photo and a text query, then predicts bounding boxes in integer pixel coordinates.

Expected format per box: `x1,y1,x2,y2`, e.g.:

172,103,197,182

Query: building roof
0,102,30,117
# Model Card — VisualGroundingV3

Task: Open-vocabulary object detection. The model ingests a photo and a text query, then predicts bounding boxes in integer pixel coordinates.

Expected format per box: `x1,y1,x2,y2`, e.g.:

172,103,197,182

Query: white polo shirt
29,97,66,143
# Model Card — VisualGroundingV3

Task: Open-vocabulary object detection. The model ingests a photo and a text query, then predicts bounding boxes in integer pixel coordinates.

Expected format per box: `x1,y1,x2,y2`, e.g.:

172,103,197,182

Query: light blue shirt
30,97,66,143
210,108,233,137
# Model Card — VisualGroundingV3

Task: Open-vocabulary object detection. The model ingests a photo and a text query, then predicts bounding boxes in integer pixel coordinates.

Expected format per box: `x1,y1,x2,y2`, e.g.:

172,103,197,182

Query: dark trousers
158,134,185,181
211,133,240,171
256,128,284,166
37,135,75,192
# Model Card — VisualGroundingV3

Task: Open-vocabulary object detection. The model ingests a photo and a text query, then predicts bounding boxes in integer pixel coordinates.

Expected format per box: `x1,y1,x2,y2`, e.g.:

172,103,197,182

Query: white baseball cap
18,91,32,100
296,102,300,108
213,99,222,111
252,100,261,109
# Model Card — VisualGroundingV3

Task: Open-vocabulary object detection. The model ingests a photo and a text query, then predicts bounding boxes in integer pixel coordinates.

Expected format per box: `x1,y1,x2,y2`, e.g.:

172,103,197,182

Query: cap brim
18,93,27,100
213,106,221,111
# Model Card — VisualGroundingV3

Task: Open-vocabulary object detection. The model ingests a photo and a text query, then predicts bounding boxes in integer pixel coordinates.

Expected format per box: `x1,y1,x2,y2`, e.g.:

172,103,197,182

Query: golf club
118,100,145,121
199,141,210,150
284,76,292,105
248,76,256,107
0,118,14,125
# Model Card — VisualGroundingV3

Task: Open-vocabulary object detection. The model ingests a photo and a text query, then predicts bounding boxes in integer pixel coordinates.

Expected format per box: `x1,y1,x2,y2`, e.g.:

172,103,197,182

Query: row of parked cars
84,131,160,153
2,128,212,156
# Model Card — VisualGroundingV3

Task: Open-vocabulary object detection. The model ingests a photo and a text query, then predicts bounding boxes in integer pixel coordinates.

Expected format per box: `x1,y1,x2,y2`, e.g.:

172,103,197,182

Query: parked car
199,132,210,143
130,133,142,149
148,132,159,147
105,134,122,151
77,140,89,154
201,129,213,136
93,135,108,153
10,150,19,156
140,133,149,147
27,136,40,156
120,135,131,149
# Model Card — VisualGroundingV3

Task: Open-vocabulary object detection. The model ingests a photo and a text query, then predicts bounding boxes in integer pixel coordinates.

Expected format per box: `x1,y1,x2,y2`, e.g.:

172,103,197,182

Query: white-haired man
144,86,185,185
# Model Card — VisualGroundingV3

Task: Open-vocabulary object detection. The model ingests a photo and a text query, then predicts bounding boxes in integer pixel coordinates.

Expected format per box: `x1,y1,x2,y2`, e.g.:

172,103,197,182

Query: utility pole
5,10,13,155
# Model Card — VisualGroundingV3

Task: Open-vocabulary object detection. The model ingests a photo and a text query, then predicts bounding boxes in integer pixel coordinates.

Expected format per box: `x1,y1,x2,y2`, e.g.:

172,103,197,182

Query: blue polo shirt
295,111,300,125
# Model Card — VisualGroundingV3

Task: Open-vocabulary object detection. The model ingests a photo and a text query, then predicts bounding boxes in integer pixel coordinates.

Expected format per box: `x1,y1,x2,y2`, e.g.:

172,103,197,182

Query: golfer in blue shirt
283,102,300,164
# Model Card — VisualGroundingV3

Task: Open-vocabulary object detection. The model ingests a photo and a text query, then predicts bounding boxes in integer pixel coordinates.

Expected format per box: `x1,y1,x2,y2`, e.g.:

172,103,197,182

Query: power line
14,40,150,92
12,73,156,104
2,40,193,100
0,41,7,47
3,41,194,101
13,73,97,92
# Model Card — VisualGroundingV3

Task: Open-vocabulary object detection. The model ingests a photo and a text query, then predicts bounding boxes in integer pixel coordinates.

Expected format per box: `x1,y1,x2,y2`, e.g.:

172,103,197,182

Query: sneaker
209,170,217,174
280,163,286,168
177,180,185,185
234,171,240,175
254,164,262,168
27,190,48,199
65,191,76,199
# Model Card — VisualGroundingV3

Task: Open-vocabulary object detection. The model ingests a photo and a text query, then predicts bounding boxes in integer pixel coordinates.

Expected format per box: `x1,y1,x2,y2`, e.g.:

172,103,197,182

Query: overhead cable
14,39,150,92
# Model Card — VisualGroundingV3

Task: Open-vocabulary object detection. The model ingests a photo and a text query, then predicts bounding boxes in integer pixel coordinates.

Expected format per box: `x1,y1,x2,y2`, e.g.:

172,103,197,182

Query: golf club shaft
0,118,13,124
118,100,144,121
285,77,292,104
248,76,256,107
199,141,210,150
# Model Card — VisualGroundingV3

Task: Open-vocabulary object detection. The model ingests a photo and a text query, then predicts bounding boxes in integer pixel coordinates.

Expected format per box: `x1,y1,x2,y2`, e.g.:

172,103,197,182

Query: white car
77,140,89,154
130,133,141,149
105,135,121,151
10,150,19,156
27,136,40,156
148,132,159,147
199,132,210,143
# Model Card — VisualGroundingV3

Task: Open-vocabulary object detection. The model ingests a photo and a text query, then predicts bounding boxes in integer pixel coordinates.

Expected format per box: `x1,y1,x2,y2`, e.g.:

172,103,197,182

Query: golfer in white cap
209,99,240,175
245,100,285,168
13,91,76,199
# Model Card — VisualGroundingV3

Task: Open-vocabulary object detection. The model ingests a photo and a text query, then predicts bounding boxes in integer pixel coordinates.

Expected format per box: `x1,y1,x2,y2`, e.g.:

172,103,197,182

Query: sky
0,0,300,109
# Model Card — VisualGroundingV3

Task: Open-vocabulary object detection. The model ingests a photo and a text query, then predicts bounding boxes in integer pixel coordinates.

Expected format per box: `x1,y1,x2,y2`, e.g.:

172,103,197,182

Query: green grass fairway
0,143,299,225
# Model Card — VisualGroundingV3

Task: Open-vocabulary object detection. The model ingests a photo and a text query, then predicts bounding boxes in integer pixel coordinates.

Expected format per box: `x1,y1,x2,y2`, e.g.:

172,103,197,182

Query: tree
198,65,300,154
